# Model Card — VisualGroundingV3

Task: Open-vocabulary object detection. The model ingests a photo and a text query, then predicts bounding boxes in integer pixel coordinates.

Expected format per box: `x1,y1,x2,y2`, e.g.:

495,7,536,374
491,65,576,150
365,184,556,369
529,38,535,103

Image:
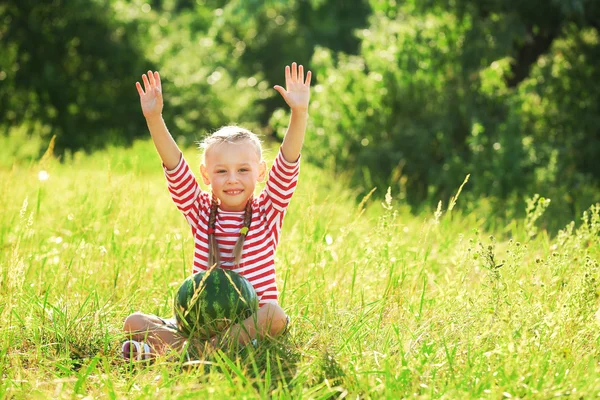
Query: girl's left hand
274,62,312,112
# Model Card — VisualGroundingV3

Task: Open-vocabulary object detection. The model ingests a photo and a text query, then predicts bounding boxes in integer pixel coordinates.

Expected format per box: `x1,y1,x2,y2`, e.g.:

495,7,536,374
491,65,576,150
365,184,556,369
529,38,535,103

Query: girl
122,62,311,360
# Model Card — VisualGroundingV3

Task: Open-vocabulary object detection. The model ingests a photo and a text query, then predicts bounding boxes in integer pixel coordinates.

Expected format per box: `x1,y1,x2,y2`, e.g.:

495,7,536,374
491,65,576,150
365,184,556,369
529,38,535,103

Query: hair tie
207,227,215,235
239,227,249,236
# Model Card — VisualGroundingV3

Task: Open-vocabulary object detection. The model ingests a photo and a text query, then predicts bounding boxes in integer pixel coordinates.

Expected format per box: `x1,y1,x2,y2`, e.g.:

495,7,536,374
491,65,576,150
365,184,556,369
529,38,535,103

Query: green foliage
112,0,269,140
268,0,600,223
276,7,476,201
209,0,370,125
0,0,371,151
1,0,599,221
0,0,149,153
135,0,371,138
515,27,600,208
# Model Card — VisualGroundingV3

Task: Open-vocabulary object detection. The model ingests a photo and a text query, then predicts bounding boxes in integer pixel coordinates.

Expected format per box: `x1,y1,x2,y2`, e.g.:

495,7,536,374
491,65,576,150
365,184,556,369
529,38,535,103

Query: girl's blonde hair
200,125,262,159
200,126,262,267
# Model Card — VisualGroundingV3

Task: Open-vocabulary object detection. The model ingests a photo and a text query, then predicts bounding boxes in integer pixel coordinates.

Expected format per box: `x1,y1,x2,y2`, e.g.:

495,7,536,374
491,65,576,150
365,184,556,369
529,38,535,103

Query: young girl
122,62,311,360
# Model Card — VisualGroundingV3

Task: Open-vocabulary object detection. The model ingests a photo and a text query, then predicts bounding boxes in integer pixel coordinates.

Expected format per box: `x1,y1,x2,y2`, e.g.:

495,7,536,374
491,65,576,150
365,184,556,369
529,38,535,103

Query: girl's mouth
224,189,243,196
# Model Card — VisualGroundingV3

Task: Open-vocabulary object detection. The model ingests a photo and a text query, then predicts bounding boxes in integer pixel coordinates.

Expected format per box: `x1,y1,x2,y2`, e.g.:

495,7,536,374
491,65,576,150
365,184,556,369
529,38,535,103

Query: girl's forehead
204,140,262,164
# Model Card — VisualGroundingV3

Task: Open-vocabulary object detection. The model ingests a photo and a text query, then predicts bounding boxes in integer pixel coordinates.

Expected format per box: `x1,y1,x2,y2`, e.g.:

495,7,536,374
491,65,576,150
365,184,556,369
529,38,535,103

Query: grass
1,138,599,398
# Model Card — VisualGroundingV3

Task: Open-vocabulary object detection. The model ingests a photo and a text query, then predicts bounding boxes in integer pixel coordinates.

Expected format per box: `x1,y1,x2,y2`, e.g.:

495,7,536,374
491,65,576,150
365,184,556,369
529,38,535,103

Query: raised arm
273,62,312,163
136,71,181,170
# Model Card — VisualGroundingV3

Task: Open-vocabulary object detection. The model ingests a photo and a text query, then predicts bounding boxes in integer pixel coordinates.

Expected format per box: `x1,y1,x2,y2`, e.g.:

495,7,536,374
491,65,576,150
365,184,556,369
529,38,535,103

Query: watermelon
174,267,258,339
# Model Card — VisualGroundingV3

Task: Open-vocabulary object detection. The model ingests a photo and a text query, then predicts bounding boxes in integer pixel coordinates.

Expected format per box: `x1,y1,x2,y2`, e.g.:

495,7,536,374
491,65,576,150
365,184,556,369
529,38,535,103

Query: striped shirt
164,149,300,307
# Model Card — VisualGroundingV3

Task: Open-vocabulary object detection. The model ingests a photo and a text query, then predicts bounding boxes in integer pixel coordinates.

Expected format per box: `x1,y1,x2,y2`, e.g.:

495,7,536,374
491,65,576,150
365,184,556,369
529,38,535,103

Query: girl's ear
200,164,211,185
257,160,267,182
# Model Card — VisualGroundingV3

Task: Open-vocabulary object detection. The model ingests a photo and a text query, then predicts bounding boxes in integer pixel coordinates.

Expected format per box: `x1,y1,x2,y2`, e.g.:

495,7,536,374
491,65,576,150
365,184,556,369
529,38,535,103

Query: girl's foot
122,340,152,361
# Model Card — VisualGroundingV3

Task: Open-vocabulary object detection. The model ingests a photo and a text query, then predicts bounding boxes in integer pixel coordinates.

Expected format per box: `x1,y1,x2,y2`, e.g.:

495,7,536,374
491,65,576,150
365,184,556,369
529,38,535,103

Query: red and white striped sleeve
163,153,203,229
260,149,300,237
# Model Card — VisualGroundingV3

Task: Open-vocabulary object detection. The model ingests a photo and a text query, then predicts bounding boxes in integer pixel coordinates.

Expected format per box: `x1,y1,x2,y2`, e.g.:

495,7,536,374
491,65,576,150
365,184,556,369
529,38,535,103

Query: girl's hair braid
232,197,253,266
207,193,221,268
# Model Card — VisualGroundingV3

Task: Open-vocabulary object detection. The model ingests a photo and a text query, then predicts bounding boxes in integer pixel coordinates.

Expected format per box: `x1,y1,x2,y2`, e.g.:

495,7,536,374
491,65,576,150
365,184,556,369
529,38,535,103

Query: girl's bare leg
211,303,289,347
122,312,185,358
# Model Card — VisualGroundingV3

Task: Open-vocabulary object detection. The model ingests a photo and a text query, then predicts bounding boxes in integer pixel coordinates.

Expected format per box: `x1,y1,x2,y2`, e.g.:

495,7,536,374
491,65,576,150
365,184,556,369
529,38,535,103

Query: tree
275,0,600,224
0,0,149,153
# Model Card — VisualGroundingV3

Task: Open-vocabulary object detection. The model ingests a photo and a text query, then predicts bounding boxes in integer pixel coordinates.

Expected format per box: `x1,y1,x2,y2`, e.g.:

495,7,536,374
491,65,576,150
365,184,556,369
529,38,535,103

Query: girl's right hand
136,70,163,119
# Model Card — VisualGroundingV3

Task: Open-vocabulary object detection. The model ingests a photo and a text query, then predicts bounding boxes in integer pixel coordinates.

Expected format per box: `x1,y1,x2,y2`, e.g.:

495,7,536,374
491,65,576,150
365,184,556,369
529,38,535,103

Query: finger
299,65,304,85
291,62,297,82
154,71,162,92
285,65,291,89
273,85,287,100
305,70,312,86
142,74,151,93
135,81,145,96
148,70,156,87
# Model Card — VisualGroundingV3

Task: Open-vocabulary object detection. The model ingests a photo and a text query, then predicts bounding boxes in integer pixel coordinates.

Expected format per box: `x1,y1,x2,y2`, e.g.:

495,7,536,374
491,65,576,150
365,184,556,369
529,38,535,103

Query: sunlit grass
1,139,599,398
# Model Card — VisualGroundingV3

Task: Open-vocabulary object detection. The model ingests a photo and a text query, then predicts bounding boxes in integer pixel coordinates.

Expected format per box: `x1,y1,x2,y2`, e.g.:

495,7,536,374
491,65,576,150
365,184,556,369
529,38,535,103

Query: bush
269,1,599,227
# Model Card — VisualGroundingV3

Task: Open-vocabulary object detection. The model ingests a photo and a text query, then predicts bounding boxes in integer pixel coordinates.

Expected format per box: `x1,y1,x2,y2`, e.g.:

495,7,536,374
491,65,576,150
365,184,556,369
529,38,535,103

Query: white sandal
122,340,152,361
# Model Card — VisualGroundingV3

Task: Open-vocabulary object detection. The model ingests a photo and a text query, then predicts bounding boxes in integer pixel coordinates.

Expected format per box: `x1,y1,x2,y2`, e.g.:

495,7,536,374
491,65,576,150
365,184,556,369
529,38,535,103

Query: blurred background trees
1,0,598,226
0,0,148,151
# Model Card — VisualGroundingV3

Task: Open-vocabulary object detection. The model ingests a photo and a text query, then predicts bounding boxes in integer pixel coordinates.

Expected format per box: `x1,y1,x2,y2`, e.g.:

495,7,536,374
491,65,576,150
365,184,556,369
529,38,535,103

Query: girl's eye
217,170,226,174
239,169,249,172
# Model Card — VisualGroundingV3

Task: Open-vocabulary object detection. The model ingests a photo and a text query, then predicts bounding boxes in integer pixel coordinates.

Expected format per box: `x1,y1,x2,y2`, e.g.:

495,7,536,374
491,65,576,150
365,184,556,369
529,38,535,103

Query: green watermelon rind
174,267,259,339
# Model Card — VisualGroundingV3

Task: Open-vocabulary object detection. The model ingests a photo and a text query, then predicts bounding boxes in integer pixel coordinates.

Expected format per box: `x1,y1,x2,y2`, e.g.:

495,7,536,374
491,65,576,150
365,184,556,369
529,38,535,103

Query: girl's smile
223,189,243,195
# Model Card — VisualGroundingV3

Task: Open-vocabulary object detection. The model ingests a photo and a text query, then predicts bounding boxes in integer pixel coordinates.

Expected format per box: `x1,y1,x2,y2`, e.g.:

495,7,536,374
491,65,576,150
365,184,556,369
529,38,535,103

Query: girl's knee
123,312,151,333
270,303,286,318
265,303,288,336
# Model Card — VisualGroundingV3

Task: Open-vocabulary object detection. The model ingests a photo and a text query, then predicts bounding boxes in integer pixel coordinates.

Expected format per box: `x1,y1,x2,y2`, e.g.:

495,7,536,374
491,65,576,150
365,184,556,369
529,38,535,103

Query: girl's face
200,140,266,211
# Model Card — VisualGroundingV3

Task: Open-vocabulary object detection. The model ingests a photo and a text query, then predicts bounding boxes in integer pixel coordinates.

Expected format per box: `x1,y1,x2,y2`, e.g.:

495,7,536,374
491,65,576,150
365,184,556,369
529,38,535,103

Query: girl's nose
226,173,238,183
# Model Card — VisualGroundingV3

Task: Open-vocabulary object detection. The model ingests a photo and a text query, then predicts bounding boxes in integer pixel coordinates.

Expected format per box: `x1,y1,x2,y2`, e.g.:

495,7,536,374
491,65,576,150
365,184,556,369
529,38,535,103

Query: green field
1,139,599,399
